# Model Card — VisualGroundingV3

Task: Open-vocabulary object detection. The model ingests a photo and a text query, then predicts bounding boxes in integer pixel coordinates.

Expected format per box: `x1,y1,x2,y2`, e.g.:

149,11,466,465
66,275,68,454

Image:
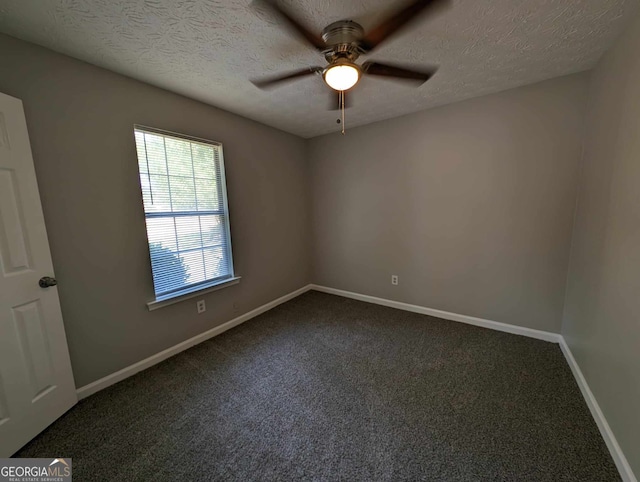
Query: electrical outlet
391,275,399,286
233,302,240,312
197,299,206,314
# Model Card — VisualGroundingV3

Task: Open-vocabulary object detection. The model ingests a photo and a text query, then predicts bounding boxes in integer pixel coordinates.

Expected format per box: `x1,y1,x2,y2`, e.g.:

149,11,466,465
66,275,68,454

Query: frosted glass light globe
324,64,360,91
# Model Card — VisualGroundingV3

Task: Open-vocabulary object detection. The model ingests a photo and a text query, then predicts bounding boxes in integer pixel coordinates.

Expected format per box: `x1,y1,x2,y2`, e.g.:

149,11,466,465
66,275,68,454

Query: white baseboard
76,284,312,399
559,339,637,482
310,284,562,343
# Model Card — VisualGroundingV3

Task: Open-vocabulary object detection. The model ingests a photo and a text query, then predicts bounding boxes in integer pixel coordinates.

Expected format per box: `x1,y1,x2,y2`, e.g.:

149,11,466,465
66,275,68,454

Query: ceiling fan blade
328,91,353,110
252,0,326,51
362,61,437,84
359,0,451,53
252,67,323,89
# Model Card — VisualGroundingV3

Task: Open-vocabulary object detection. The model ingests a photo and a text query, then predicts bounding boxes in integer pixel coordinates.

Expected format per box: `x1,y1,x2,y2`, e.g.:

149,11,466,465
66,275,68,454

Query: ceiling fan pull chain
341,90,346,135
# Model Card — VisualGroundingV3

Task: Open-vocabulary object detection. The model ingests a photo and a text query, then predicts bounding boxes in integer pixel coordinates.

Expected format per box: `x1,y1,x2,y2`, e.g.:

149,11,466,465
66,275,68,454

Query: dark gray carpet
16,291,619,481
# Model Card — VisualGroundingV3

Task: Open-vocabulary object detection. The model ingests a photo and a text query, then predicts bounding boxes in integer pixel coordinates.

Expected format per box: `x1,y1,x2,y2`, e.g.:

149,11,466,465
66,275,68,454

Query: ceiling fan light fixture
323,63,360,91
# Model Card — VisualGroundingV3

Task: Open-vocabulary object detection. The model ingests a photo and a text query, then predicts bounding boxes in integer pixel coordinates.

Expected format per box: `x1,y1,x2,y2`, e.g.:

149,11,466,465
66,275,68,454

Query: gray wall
309,74,589,333
0,34,311,388
562,10,640,476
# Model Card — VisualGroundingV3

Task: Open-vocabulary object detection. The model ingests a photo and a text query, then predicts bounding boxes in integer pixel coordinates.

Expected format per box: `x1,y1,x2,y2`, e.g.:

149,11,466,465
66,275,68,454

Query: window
134,126,236,306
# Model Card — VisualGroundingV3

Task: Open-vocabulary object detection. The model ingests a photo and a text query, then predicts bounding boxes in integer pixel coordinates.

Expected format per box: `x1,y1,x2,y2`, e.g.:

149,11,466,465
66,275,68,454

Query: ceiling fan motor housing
322,20,365,62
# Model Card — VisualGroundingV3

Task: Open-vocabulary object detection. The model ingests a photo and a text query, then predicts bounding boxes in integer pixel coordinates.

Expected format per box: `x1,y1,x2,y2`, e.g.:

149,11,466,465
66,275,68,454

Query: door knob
39,276,57,288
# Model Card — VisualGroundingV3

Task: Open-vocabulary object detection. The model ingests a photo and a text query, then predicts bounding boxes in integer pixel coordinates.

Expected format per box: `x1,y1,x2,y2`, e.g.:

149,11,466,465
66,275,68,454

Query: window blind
134,127,234,300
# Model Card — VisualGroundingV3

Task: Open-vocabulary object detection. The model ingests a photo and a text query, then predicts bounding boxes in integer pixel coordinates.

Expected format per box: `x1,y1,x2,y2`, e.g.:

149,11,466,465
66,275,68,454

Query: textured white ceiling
0,0,637,138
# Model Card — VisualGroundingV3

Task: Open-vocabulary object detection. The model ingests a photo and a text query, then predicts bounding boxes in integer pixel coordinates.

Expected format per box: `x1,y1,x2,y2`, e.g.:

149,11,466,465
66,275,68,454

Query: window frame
133,124,239,310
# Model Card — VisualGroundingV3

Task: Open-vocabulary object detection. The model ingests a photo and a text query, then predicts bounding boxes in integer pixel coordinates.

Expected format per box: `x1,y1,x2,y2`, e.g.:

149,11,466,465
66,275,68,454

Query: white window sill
147,276,241,311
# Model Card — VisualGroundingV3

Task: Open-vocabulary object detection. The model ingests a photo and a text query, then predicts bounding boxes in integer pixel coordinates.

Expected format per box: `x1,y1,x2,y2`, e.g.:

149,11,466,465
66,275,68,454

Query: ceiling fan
251,0,451,104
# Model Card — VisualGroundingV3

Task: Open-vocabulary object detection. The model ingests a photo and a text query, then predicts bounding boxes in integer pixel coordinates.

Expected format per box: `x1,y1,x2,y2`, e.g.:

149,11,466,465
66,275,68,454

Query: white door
0,92,77,456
